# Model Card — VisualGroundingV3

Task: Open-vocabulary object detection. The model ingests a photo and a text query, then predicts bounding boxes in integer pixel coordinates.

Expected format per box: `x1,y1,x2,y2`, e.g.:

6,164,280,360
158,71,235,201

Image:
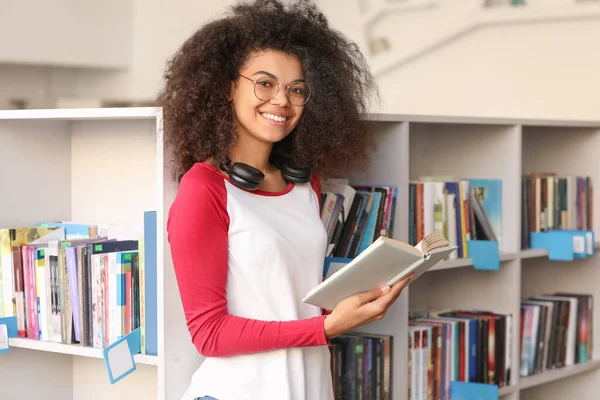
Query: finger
369,276,410,311
380,273,413,301
359,273,415,320
355,284,390,305
395,272,415,289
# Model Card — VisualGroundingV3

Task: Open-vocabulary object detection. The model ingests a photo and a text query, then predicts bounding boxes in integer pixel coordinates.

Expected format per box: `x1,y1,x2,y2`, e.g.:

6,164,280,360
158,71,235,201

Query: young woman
158,1,412,399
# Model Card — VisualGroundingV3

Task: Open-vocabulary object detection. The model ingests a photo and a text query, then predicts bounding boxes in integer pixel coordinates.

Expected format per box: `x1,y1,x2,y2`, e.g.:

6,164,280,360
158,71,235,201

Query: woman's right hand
323,273,414,339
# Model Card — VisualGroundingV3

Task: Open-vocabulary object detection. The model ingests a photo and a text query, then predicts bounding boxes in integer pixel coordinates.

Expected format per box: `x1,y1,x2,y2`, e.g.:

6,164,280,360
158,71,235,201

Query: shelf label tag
530,230,594,261
450,381,498,400
0,325,8,354
573,234,586,258
530,231,573,260
586,231,595,256
0,316,17,354
102,328,141,384
0,316,18,337
467,240,499,270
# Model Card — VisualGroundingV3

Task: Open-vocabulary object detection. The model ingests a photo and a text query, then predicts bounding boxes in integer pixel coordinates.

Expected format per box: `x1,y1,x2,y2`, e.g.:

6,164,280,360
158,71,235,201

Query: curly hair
156,0,379,182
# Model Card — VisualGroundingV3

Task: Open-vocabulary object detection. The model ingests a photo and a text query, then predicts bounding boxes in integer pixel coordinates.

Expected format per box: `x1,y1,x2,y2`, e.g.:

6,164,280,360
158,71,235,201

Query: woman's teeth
261,113,287,122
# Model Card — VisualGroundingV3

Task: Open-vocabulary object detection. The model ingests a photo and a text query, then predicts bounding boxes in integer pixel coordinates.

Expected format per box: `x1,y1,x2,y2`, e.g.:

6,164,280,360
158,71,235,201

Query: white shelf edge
428,239,600,272
518,359,600,391
499,384,518,397
363,112,600,128
0,107,162,121
2,108,599,128
429,252,518,272
519,248,549,259
520,241,600,260
9,337,159,366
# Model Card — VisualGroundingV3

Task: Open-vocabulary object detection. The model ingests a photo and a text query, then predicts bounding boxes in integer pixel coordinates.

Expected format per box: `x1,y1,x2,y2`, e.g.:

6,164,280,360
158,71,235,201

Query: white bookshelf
0,107,168,400
1,107,600,400
350,113,600,400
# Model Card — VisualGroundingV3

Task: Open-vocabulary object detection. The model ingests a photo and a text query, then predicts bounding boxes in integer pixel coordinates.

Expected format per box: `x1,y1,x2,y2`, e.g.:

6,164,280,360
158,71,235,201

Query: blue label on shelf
0,316,18,338
102,328,141,384
530,230,594,261
0,316,18,354
467,240,500,270
450,381,499,400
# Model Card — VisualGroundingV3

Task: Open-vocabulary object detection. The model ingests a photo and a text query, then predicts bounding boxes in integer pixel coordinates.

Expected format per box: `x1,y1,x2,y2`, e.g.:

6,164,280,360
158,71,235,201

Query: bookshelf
0,107,599,400
0,107,164,400
347,113,600,400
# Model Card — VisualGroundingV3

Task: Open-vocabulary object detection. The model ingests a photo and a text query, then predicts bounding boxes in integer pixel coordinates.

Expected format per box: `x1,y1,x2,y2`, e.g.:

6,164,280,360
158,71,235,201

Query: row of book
408,178,502,259
521,174,593,249
0,212,157,355
319,179,397,259
329,332,393,400
520,292,593,377
408,309,512,400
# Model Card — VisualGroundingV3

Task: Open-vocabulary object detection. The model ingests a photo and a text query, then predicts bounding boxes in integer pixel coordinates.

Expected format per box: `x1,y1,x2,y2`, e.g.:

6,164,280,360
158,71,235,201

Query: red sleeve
167,165,329,358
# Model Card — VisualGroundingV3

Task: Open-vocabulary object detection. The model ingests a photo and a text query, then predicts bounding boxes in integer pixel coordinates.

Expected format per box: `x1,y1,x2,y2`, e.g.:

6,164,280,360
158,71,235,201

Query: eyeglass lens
254,77,310,105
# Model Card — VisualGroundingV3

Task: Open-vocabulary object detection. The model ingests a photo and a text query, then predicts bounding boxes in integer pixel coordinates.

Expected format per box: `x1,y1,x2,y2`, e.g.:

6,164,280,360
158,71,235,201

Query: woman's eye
257,80,273,87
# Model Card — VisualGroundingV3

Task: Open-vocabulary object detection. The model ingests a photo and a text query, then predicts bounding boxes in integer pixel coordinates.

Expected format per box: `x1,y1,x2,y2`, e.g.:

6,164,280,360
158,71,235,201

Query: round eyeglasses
238,74,311,106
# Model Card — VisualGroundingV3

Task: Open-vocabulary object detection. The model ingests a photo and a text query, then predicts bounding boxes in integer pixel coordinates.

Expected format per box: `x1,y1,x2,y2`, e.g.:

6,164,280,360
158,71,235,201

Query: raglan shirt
167,162,334,400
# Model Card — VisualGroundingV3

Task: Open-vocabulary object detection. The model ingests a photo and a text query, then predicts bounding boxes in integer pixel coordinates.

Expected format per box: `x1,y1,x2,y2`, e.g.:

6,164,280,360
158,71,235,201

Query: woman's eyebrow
252,70,305,82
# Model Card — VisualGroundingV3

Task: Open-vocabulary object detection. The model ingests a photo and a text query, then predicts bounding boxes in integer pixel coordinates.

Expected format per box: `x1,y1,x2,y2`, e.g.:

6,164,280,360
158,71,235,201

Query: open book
302,232,457,310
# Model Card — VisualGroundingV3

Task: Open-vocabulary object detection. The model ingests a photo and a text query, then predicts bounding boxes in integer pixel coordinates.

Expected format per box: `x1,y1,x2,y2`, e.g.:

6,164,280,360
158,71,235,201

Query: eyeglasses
238,74,311,106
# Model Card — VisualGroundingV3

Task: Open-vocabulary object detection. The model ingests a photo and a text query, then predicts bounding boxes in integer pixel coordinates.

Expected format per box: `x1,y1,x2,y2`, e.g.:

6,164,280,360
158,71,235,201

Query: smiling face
230,49,306,146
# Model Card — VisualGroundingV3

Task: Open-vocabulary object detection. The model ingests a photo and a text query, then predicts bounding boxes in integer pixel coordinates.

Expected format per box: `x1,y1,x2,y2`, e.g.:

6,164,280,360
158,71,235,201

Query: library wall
374,18,600,120
321,1,600,120
0,65,77,110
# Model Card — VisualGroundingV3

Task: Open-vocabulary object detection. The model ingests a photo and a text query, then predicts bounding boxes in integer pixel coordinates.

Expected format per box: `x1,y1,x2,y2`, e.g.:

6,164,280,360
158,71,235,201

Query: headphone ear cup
229,162,264,190
279,161,312,184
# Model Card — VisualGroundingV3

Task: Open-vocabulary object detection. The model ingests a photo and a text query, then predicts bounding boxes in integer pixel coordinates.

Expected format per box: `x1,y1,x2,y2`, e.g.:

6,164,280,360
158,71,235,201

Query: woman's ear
227,80,235,102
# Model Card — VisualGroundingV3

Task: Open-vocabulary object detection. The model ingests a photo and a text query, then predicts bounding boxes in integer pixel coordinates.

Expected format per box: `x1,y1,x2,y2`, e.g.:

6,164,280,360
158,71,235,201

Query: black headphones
220,156,311,191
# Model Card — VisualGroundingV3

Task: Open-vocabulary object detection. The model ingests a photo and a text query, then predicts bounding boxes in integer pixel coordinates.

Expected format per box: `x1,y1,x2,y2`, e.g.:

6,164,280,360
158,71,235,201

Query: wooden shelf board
9,337,158,366
518,359,600,391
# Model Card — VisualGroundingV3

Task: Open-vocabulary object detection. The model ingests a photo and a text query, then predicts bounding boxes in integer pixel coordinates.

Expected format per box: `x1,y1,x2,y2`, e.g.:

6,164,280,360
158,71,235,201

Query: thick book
302,232,457,310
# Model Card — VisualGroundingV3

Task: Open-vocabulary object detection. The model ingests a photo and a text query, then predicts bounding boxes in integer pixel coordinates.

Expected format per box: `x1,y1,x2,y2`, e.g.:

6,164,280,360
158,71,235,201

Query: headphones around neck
220,156,311,191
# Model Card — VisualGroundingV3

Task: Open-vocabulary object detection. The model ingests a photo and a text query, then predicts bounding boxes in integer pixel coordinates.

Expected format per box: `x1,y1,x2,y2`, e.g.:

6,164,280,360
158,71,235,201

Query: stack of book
520,293,593,377
329,332,393,400
319,179,398,259
408,309,513,399
0,212,157,356
408,178,502,260
521,173,593,249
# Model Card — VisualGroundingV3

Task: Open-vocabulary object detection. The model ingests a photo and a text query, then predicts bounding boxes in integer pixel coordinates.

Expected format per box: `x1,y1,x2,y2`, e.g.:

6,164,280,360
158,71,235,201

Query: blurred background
2,0,600,119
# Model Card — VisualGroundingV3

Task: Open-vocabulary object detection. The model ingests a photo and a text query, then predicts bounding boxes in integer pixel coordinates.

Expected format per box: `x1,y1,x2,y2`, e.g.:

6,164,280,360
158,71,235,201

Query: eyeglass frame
238,73,312,105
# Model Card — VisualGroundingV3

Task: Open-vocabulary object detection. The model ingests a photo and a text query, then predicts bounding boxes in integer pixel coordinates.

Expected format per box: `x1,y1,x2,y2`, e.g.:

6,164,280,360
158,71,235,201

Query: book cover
465,179,502,251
